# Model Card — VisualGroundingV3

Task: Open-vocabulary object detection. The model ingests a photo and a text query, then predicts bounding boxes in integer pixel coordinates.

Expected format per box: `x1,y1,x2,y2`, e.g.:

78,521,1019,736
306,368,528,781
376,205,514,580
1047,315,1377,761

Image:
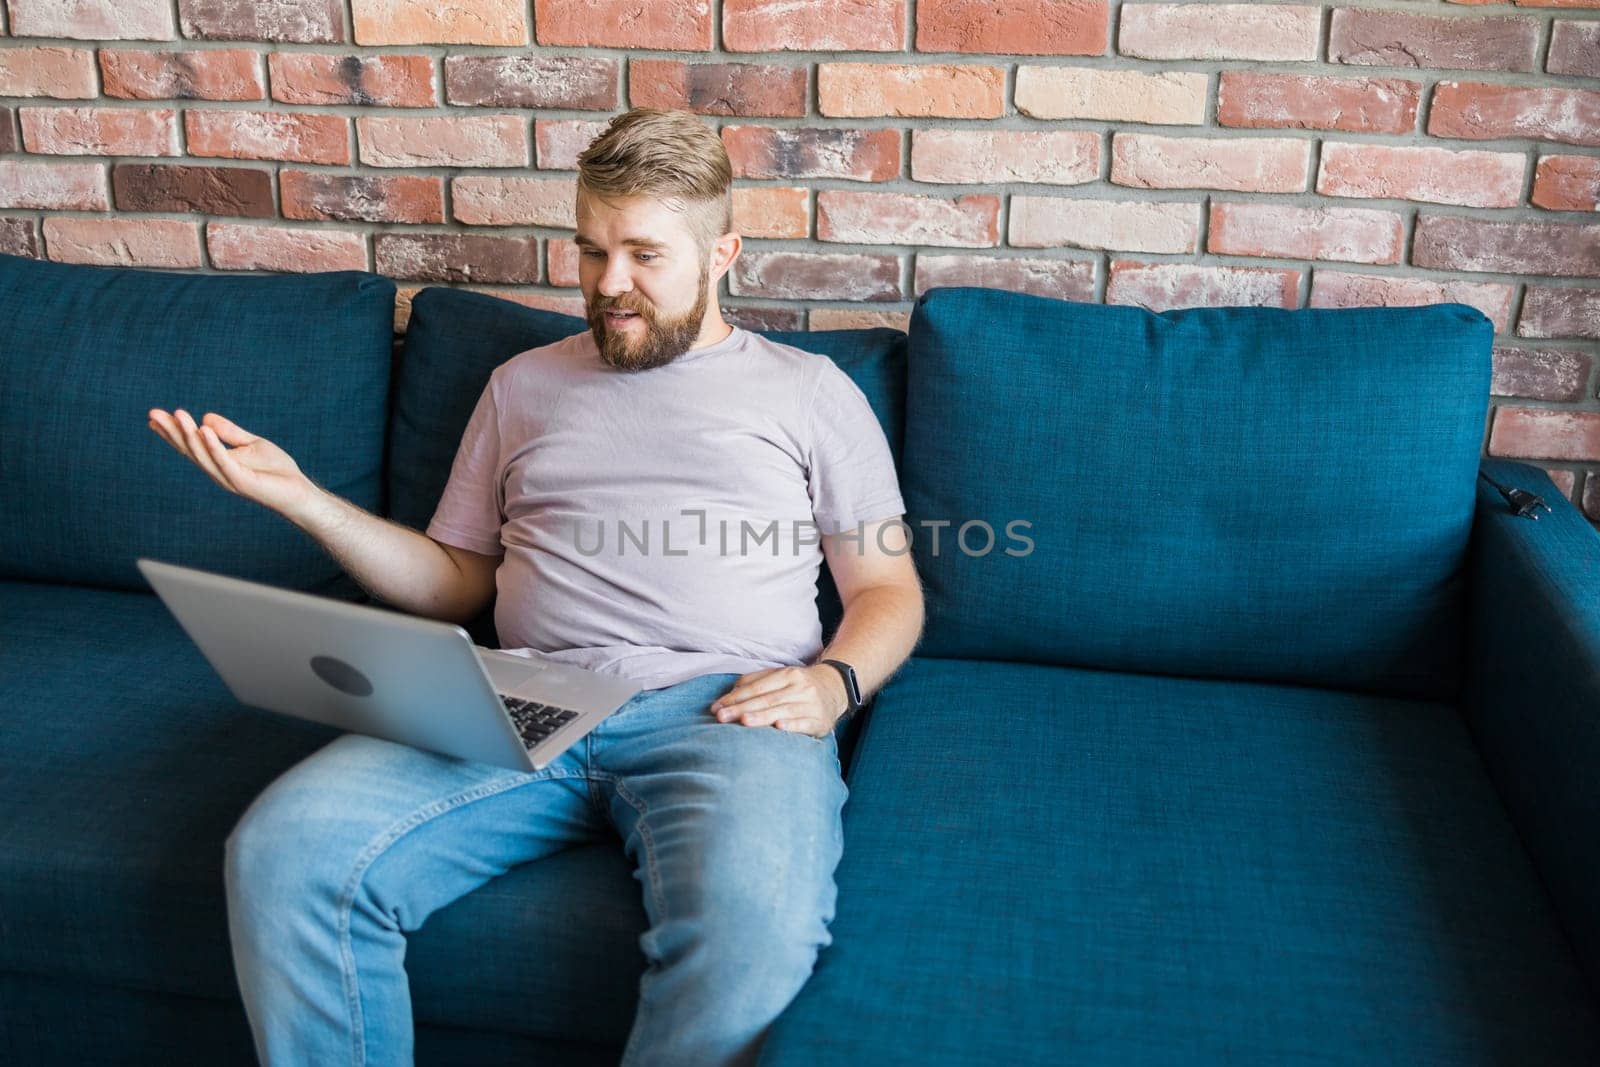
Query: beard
586,265,711,372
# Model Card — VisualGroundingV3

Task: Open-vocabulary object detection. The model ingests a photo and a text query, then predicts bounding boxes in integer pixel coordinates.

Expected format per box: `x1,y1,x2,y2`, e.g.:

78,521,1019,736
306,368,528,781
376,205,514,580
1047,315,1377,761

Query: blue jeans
223,672,847,1066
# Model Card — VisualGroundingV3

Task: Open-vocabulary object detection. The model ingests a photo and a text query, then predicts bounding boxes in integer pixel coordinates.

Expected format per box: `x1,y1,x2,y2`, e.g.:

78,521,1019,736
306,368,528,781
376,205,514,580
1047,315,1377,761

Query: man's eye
581,249,604,258
636,253,657,262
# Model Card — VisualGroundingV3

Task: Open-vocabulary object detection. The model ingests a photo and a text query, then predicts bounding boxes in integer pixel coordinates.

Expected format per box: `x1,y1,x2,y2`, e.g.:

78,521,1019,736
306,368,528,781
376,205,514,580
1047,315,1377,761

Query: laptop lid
137,556,550,770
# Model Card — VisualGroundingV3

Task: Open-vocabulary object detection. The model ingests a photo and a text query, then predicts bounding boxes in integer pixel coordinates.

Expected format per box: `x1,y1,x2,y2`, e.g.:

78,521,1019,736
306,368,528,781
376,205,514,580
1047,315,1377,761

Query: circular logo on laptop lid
310,654,374,697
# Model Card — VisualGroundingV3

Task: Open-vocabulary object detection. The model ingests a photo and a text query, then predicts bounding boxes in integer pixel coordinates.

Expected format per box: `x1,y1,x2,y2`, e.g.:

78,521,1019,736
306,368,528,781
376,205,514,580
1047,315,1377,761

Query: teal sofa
2,250,1597,1064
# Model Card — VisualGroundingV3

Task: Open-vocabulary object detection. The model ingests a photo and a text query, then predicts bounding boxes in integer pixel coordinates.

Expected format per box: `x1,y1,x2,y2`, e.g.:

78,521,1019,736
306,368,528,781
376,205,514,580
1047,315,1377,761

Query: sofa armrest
1462,458,1600,994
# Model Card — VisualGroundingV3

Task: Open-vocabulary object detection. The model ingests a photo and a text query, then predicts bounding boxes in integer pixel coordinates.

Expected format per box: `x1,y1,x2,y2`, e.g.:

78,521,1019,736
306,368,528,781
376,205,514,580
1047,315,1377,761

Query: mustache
590,295,654,316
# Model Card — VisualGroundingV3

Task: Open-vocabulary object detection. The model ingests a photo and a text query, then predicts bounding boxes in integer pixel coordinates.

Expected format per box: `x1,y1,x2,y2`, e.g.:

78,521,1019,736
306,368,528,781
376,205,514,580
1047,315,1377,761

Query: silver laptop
136,557,642,773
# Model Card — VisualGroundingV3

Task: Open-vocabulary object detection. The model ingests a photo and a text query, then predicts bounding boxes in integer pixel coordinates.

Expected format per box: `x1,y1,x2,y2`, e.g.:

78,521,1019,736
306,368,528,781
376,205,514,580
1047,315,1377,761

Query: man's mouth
603,310,641,323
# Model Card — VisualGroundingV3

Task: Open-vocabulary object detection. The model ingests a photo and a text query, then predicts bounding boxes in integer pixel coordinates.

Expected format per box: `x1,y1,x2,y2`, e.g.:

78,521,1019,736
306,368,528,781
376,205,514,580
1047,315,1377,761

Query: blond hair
576,107,733,255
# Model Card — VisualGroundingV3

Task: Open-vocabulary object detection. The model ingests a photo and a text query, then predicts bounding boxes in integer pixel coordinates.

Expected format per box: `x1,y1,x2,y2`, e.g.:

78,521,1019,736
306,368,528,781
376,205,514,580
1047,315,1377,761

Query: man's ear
710,231,741,284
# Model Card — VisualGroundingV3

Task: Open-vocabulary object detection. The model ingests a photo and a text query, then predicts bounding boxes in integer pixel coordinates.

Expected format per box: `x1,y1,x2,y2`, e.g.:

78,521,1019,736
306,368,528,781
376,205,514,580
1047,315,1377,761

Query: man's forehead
575,191,694,245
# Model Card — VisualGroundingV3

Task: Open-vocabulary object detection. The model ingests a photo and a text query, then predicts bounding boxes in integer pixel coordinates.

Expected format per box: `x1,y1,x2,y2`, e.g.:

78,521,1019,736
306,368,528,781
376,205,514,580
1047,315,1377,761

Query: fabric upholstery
901,286,1494,701
762,656,1600,1065
1462,458,1600,997
0,253,394,595
0,579,648,1049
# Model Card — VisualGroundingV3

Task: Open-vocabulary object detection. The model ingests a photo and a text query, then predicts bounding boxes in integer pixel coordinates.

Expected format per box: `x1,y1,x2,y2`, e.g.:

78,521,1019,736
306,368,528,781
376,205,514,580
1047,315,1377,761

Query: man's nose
597,257,633,297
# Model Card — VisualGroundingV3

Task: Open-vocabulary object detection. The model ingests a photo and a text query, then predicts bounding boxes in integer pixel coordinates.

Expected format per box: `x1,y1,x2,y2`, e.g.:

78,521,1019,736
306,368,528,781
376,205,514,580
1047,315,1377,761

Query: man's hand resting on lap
710,665,849,738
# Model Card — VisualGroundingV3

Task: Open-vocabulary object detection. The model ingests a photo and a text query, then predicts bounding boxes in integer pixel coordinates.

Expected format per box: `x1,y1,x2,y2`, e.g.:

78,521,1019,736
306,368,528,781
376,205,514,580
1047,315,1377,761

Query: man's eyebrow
572,234,671,251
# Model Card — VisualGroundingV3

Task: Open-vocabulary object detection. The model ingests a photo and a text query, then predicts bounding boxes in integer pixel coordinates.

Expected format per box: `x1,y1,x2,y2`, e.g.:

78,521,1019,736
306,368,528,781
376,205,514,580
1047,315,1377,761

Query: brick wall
0,0,1597,524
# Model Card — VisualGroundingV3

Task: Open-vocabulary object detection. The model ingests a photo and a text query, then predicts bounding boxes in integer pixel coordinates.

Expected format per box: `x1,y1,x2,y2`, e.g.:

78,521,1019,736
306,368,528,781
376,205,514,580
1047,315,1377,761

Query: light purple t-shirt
425,324,905,691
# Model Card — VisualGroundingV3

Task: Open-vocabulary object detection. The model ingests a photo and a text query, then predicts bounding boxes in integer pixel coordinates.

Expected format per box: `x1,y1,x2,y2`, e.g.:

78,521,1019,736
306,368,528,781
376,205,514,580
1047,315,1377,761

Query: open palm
147,407,310,516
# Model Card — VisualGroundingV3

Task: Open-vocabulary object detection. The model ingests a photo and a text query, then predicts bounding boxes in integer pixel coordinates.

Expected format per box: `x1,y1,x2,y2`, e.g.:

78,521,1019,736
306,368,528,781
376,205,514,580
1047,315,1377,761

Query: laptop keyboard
501,695,582,750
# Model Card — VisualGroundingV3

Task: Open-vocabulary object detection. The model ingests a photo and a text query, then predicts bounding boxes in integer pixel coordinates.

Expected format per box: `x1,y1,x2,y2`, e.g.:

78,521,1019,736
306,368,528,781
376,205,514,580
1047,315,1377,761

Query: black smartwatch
819,659,863,718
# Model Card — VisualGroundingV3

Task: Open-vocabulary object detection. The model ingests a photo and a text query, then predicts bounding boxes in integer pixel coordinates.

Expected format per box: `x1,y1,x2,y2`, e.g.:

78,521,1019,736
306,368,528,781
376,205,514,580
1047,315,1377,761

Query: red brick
1429,81,1600,147
1518,286,1600,339
1543,467,1577,500
186,109,349,164
206,221,366,272
1110,133,1310,192
1216,72,1420,133
818,190,999,248
445,54,614,109
809,308,911,331
535,0,709,49
732,186,808,239
375,232,539,283
8,0,174,40
629,59,806,117
270,53,434,107
916,0,1106,55
101,48,264,100
1489,407,1600,462
479,288,586,317
1010,196,1200,254
1547,20,1600,77
1119,3,1319,61
20,106,180,156
357,114,527,168
724,305,806,331
723,126,900,182
43,216,201,267
177,0,344,43
1309,270,1515,331
546,238,578,287
534,119,609,170
1316,142,1524,208
1531,155,1600,211
731,251,902,301
819,63,1004,118
354,0,525,45
0,46,96,97
1107,260,1301,310
1491,344,1592,402
1015,67,1206,124
1329,8,1539,72
914,253,1096,301
0,217,39,257
113,162,273,216
1585,475,1600,525
1208,201,1404,264
725,0,904,51
451,175,574,227
0,161,107,209
911,129,1098,185
1413,215,1600,277
281,170,442,223
0,109,13,153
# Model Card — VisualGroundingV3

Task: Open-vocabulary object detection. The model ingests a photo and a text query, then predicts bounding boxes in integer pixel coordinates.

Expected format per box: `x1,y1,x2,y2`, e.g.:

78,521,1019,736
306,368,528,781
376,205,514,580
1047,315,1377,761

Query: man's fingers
733,701,805,728
203,412,257,446
710,670,793,714
148,413,188,456
177,409,234,492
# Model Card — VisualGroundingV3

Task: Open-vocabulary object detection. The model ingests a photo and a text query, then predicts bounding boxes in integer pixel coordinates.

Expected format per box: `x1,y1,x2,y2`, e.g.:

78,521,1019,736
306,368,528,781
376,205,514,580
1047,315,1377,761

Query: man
146,106,924,1066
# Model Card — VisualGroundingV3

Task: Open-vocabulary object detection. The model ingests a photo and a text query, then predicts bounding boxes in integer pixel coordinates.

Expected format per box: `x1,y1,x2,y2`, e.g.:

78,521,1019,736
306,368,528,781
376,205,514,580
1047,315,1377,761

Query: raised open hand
147,408,313,517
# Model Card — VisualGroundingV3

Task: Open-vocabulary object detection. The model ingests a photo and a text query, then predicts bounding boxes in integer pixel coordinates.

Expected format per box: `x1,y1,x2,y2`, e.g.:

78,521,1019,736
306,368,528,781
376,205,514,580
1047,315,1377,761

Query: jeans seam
611,775,666,1067
335,768,583,1066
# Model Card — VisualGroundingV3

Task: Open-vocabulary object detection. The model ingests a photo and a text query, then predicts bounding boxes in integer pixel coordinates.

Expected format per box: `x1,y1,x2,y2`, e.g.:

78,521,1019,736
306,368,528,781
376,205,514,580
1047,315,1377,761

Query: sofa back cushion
902,286,1493,701
0,254,395,594
389,287,906,644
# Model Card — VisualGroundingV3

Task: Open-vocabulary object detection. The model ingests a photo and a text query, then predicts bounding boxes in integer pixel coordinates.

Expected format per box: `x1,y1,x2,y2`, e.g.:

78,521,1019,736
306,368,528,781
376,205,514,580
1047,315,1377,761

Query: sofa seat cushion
0,254,395,595
902,286,1494,701
0,580,649,1049
761,657,1600,1065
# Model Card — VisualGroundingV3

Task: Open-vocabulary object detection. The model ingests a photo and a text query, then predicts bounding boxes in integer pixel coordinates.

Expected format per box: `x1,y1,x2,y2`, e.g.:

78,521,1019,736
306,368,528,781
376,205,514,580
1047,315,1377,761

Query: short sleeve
425,377,506,557
805,362,906,535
